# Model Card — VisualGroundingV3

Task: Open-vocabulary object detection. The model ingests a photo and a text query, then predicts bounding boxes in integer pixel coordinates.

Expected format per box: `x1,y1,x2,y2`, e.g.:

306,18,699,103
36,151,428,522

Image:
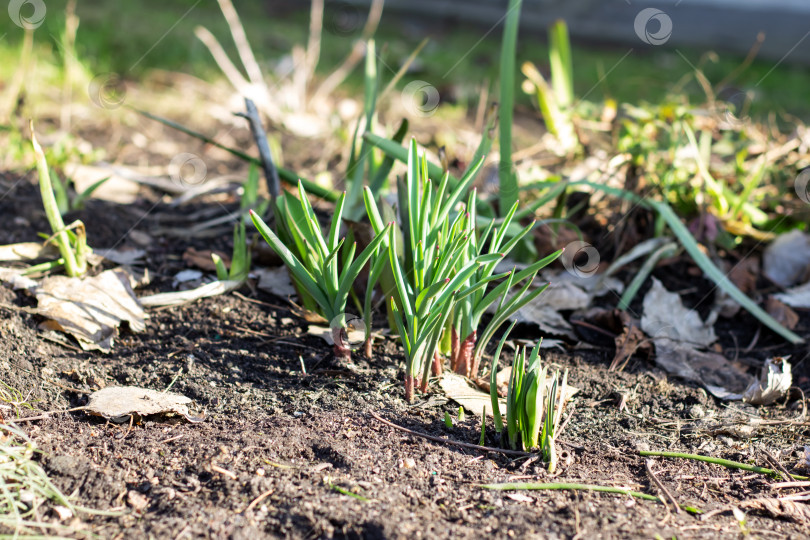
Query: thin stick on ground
369,411,533,457
640,451,809,481
478,482,702,514
761,448,795,482
644,458,681,514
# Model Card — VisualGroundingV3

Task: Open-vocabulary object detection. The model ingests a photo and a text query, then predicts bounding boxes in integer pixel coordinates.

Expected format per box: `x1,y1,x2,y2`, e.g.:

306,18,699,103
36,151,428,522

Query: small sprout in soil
491,325,569,471
213,221,250,283
444,411,453,429
29,121,91,278
458,406,465,422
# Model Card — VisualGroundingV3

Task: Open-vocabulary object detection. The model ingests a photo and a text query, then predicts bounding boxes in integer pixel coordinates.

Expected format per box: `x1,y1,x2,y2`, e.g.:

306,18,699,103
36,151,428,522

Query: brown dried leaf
739,498,810,522
0,242,58,262
765,296,799,330
727,257,759,294
86,386,204,422
183,247,229,272
35,269,145,352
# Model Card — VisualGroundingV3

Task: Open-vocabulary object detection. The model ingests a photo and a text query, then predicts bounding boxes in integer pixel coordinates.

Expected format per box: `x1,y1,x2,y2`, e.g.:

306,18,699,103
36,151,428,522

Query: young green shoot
491,331,569,471
251,183,391,362
212,221,250,283
30,121,90,278
363,139,501,400
521,20,580,155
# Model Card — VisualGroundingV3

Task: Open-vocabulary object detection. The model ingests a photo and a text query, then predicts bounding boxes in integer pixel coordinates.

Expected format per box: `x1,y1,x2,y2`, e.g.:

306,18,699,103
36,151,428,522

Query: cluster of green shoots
253,139,561,401
251,183,391,361
490,323,569,472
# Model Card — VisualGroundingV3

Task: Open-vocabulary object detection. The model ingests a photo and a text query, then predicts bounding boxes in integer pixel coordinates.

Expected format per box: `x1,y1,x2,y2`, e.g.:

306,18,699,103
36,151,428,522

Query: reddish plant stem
364,338,373,359
465,330,479,377
332,327,352,363
454,331,476,378
450,327,460,372
404,374,415,402
432,351,443,376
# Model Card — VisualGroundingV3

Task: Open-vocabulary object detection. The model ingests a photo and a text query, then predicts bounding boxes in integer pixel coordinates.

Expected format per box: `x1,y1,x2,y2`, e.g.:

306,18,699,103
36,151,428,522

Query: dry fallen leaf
439,373,503,418
742,357,792,406
739,498,810,522
641,278,716,347
774,280,810,308
86,386,204,422
254,266,297,298
763,230,810,287
183,247,229,272
0,242,58,262
650,338,752,400
765,297,799,330
35,269,145,352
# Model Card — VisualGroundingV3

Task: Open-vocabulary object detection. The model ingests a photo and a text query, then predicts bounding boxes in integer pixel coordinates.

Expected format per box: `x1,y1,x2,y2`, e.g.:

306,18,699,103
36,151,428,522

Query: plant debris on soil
1,170,809,539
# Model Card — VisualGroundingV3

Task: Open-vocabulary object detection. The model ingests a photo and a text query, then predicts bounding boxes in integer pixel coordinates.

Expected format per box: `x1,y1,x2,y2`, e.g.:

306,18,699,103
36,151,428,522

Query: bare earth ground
1,171,810,539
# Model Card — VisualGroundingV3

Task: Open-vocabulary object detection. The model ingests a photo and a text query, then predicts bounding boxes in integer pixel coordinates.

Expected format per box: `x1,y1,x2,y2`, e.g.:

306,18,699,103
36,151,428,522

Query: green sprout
212,221,250,283
521,20,581,156
49,167,110,215
364,139,506,400
449,191,562,378
490,326,569,472
29,121,91,278
250,183,391,362
212,164,266,283
364,139,560,400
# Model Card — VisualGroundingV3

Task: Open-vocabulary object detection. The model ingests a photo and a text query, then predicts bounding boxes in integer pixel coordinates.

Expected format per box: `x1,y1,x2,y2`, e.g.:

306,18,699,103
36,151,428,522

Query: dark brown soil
2,171,810,539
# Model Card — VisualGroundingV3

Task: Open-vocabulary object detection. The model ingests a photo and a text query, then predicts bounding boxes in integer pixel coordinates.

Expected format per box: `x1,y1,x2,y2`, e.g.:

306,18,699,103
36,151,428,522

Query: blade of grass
498,0,522,215
574,180,803,344
639,451,809,481
478,482,702,514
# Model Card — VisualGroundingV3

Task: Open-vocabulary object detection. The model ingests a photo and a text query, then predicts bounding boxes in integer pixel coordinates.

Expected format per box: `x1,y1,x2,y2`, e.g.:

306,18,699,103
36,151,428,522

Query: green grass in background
0,0,808,120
